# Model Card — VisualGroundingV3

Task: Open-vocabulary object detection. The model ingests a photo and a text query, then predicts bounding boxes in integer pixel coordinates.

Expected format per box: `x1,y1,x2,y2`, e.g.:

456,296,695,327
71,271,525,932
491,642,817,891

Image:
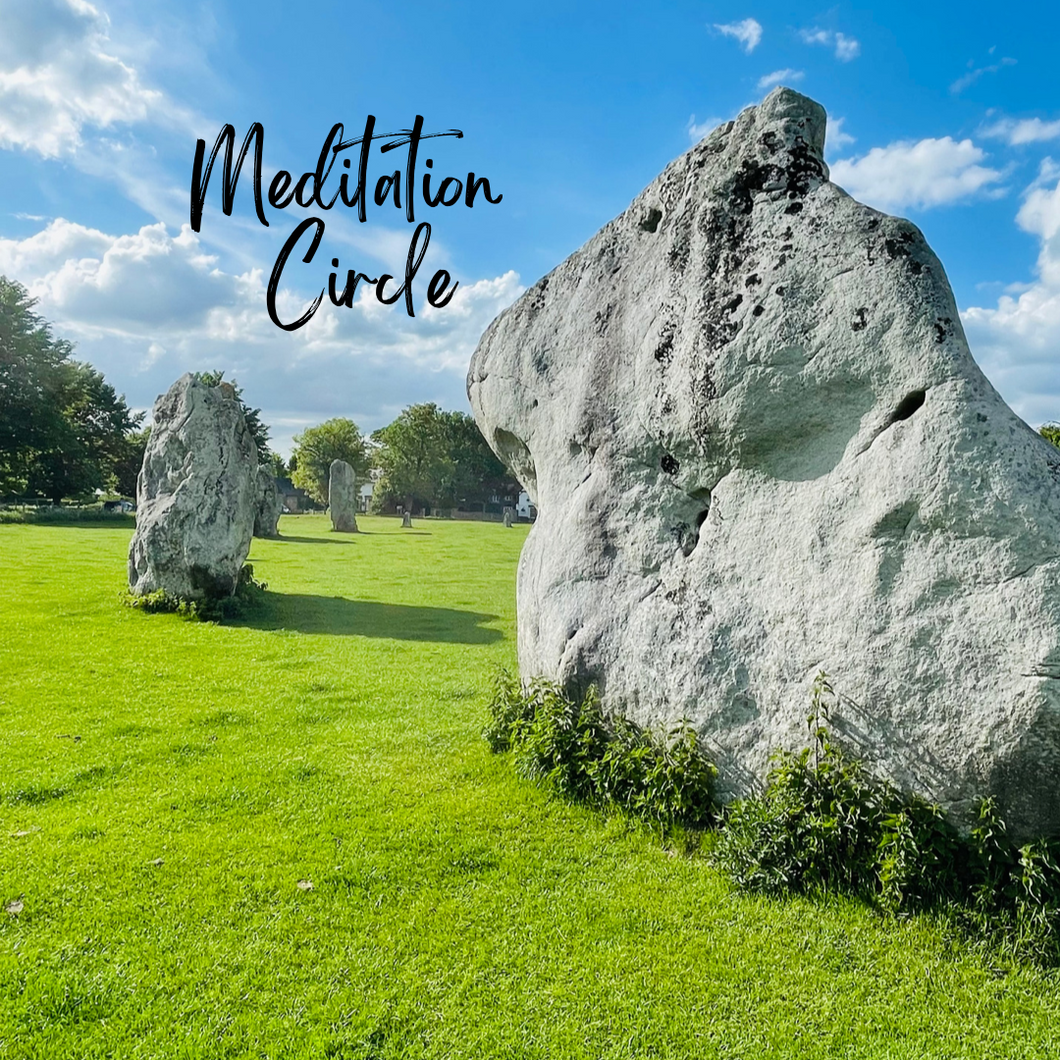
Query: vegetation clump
485,669,717,829
121,563,267,622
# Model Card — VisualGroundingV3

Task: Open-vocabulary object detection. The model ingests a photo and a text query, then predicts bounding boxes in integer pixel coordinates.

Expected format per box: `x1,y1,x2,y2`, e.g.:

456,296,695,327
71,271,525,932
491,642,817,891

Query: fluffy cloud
0,0,160,156
829,137,1004,212
757,69,803,91
824,117,855,156
713,18,762,54
981,116,1060,146
963,167,1060,427
799,28,860,62
0,217,523,453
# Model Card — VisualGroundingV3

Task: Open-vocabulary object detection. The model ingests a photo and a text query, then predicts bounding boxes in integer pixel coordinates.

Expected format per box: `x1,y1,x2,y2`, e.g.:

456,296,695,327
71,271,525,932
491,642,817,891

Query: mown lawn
1,515,1058,1059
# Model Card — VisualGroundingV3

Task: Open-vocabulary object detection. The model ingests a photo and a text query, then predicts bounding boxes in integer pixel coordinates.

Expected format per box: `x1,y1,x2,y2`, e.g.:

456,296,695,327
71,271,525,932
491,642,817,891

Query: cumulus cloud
829,137,1005,212
714,18,762,54
963,166,1060,428
825,117,855,156
799,27,860,61
0,217,523,453
0,0,161,156
981,116,1060,146
757,69,803,91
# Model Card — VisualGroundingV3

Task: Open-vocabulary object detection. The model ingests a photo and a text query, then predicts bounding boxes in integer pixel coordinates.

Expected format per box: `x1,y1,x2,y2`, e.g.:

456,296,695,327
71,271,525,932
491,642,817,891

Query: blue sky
1,0,1058,454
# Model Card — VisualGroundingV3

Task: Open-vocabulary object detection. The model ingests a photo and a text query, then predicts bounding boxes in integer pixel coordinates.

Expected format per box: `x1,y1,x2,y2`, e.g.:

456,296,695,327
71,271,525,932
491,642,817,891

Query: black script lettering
267,217,326,331
465,173,502,207
426,269,457,308
190,123,268,232
375,221,433,317
328,257,380,308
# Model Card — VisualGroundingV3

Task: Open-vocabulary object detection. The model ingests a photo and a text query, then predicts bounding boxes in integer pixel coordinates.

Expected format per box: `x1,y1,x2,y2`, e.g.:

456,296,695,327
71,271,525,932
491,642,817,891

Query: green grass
1,515,1059,1059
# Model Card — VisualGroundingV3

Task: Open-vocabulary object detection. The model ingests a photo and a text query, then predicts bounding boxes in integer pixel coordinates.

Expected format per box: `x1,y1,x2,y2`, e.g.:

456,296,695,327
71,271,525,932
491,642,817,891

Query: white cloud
799,27,860,62
963,171,1060,428
0,217,524,454
687,114,723,142
981,116,1060,146
714,18,762,54
757,69,803,91
0,0,161,156
829,137,1005,212
950,56,1016,95
834,33,860,61
825,116,855,156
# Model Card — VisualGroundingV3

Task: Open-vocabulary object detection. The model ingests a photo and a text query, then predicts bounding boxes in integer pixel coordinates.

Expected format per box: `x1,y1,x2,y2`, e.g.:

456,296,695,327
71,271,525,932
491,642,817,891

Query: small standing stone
503,507,514,528
328,460,359,532
254,468,283,538
401,511,413,528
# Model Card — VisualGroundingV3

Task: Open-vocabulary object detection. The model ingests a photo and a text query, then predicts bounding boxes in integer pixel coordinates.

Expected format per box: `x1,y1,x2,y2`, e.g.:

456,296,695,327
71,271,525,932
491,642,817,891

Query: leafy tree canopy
290,418,369,504
0,276,142,501
371,403,518,511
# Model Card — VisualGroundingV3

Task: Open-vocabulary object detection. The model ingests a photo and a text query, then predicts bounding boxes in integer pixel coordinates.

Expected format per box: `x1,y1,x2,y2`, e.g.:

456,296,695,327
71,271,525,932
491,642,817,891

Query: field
2,516,1059,1059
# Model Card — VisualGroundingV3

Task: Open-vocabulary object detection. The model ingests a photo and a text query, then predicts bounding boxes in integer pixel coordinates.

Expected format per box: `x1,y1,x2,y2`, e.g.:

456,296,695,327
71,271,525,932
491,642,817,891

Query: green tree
290,418,369,504
112,427,151,498
1041,423,1060,449
0,276,142,502
438,410,518,507
371,403,454,512
0,277,71,494
195,370,271,465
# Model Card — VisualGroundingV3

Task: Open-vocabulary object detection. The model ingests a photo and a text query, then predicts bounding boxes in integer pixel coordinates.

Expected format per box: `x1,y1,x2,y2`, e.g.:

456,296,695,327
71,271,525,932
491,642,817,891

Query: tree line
0,274,517,510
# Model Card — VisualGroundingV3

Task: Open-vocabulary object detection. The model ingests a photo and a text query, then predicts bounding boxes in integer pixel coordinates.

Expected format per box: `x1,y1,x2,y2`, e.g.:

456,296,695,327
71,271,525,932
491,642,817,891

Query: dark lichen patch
723,294,744,315
934,317,953,343
746,273,761,287
753,305,765,317
660,454,680,474
639,207,663,233
852,307,869,332
654,322,676,364
784,201,804,214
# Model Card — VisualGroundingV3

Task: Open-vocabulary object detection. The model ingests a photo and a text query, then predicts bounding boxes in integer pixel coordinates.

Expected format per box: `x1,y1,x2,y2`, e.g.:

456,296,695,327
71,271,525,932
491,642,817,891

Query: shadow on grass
229,592,502,643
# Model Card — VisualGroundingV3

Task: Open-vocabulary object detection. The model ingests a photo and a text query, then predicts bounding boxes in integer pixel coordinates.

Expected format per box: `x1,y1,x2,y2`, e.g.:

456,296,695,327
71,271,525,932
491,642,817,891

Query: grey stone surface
468,86,1060,839
128,373,257,599
328,460,359,532
254,468,283,538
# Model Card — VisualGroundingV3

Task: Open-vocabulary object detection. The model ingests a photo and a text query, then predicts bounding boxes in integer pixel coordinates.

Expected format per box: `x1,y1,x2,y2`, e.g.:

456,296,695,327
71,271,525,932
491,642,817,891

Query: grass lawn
1,514,1059,1059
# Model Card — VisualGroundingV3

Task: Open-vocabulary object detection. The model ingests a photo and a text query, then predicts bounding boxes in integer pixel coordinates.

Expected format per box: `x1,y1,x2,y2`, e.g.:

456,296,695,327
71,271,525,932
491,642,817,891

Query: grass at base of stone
1,515,1059,1060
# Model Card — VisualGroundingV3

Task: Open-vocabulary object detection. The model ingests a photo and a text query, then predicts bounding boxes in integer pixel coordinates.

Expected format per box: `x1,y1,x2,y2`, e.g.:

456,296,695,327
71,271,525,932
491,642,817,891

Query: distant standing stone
402,511,413,528
254,468,283,538
128,373,257,600
329,460,359,532
503,507,514,528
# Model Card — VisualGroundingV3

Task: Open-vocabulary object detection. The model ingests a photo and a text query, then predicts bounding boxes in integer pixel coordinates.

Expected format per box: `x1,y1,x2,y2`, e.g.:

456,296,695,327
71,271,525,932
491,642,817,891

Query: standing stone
329,460,358,532
401,511,413,528
129,373,257,600
254,468,283,538
503,507,515,528
468,87,1060,840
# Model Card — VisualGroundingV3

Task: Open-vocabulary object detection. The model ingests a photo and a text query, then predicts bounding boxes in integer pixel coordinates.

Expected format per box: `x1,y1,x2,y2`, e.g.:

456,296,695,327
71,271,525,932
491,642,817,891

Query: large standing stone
468,87,1060,839
129,373,258,599
329,460,359,532
254,468,283,538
